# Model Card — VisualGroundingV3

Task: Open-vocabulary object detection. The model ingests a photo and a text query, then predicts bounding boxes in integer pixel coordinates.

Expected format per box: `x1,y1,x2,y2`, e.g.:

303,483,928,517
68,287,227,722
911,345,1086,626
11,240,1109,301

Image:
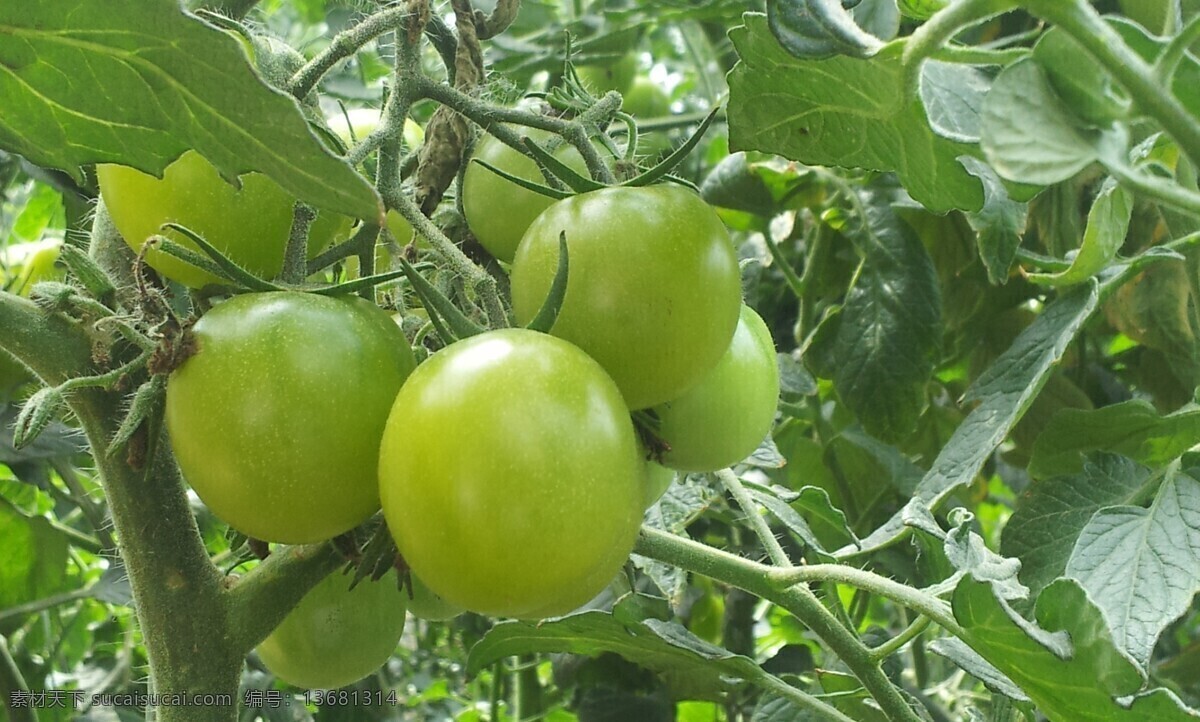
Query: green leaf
466,611,757,702
728,15,983,213
926,637,1029,702
1032,28,1129,127
919,61,990,145
980,59,1128,186
0,0,381,222
0,498,69,611
843,281,1100,556
960,157,1028,284
1029,400,1200,478
1027,179,1133,286
1064,466,1200,669
767,0,883,59
954,577,1200,722
829,195,941,442
1001,454,1151,599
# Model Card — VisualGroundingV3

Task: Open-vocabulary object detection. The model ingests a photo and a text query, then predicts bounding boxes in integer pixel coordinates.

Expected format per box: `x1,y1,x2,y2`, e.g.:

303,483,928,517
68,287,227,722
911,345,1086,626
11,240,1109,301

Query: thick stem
635,528,925,722
0,293,94,387
1022,0,1200,168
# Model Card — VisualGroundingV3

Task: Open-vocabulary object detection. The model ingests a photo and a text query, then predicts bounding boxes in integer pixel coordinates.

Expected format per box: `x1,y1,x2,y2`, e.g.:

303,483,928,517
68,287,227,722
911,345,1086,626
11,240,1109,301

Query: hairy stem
289,5,413,98
635,527,925,722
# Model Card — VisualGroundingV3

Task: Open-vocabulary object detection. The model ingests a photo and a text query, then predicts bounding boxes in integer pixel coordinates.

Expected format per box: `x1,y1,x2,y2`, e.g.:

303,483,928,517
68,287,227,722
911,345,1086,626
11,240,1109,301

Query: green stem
1154,13,1200,84
746,666,859,722
0,636,34,722
931,45,1026,66
763,231,806,300
0,588,90,624
635,527,924,722
280,203,316,284
1103,160,1200,217
871,615,933,662
0,292,94,388
717,469,790,566
902,0,1016,95
1021,0,1200,168
288,5,413,98
768,565,960,633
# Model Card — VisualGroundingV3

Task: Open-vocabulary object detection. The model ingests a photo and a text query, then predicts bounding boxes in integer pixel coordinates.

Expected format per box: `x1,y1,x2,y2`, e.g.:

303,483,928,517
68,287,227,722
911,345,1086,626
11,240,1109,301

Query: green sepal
525,231,571,333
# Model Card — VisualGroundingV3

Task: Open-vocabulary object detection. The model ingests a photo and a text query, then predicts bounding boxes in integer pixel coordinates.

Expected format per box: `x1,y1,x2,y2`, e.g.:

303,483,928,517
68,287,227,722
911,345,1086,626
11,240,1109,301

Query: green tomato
326,107,425,153
652,306,780,473
379,329,641,619
461,128,589,263
642,460,675,509
166,292,416,544
256,570,407,690
406,574,463,621
575,53,638,95
0,239,64,392
623,76,670,118
97,151,350,289
511,185,742,410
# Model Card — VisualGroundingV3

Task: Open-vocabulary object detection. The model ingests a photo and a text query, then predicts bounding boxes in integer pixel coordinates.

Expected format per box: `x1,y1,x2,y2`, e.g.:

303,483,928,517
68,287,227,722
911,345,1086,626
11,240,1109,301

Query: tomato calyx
633,409,672,464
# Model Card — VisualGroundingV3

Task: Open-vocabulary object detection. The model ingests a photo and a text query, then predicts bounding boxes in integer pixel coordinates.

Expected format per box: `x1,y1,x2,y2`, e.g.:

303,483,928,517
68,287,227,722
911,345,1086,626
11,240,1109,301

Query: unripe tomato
406,574,463,621
642,460,675,509
511,185,742,410
652,306,780,473
623,77,670,119
378,329,642,619
166,292,416,544
461,128,588,263
575,53,638,95
256,569,407,690
97,152,350,288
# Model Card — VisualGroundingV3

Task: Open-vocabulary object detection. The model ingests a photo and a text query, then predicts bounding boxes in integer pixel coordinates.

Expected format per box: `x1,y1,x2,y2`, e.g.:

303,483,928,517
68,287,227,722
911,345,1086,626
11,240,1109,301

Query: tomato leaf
0,0,382,222
960,157,1028,285
826,194,942,442
158,224,284,292
1029,400,1200,479
1064,465,1200,669
980,59,1129,186
728,15,983,213
953,576,1200,721
0,498,69,612
1002,454,1151,600
1027,178,1134,287
767,0,884,59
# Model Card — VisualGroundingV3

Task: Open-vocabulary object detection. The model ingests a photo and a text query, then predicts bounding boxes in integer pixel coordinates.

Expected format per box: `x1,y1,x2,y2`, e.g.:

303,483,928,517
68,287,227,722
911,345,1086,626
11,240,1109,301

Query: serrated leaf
1030,400,1200,479
980,58,1128,186
728,16,983,213
830,195,941,442
794,486,858,551
1002,454,1151,599
749,486,829,558
0,0,381,222
1027,179,1133,286
943,510,1027,601
1064,466,1200,669
960,157,1028,285
767,0,883,60
844,281,1101,557
466,611,757,702
744,435,786,469
954,577,1200,722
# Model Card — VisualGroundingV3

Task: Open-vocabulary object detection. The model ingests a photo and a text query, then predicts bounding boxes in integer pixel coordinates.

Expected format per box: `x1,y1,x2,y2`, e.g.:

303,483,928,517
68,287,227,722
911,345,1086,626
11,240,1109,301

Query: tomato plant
653,305,780,472
511,184,742,410
166,292,416,544
378,329,641,619
326,108,421,246
256,569,408,690
461,128,588,262
97,152,350,288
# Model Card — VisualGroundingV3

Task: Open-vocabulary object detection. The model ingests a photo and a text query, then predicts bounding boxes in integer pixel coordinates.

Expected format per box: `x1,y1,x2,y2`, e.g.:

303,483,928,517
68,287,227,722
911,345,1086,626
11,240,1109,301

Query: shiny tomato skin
256,570,407,690
97,151,349,288
653,306,780,473
642,460,675,509
461,128,588,263
166,292,416,544
406,574,463,622
378,329,641,620
510,185,742,410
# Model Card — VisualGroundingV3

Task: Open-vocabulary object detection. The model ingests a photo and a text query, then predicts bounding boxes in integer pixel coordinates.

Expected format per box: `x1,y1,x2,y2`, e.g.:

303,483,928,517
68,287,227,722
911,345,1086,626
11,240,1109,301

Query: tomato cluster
130,61,778,684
